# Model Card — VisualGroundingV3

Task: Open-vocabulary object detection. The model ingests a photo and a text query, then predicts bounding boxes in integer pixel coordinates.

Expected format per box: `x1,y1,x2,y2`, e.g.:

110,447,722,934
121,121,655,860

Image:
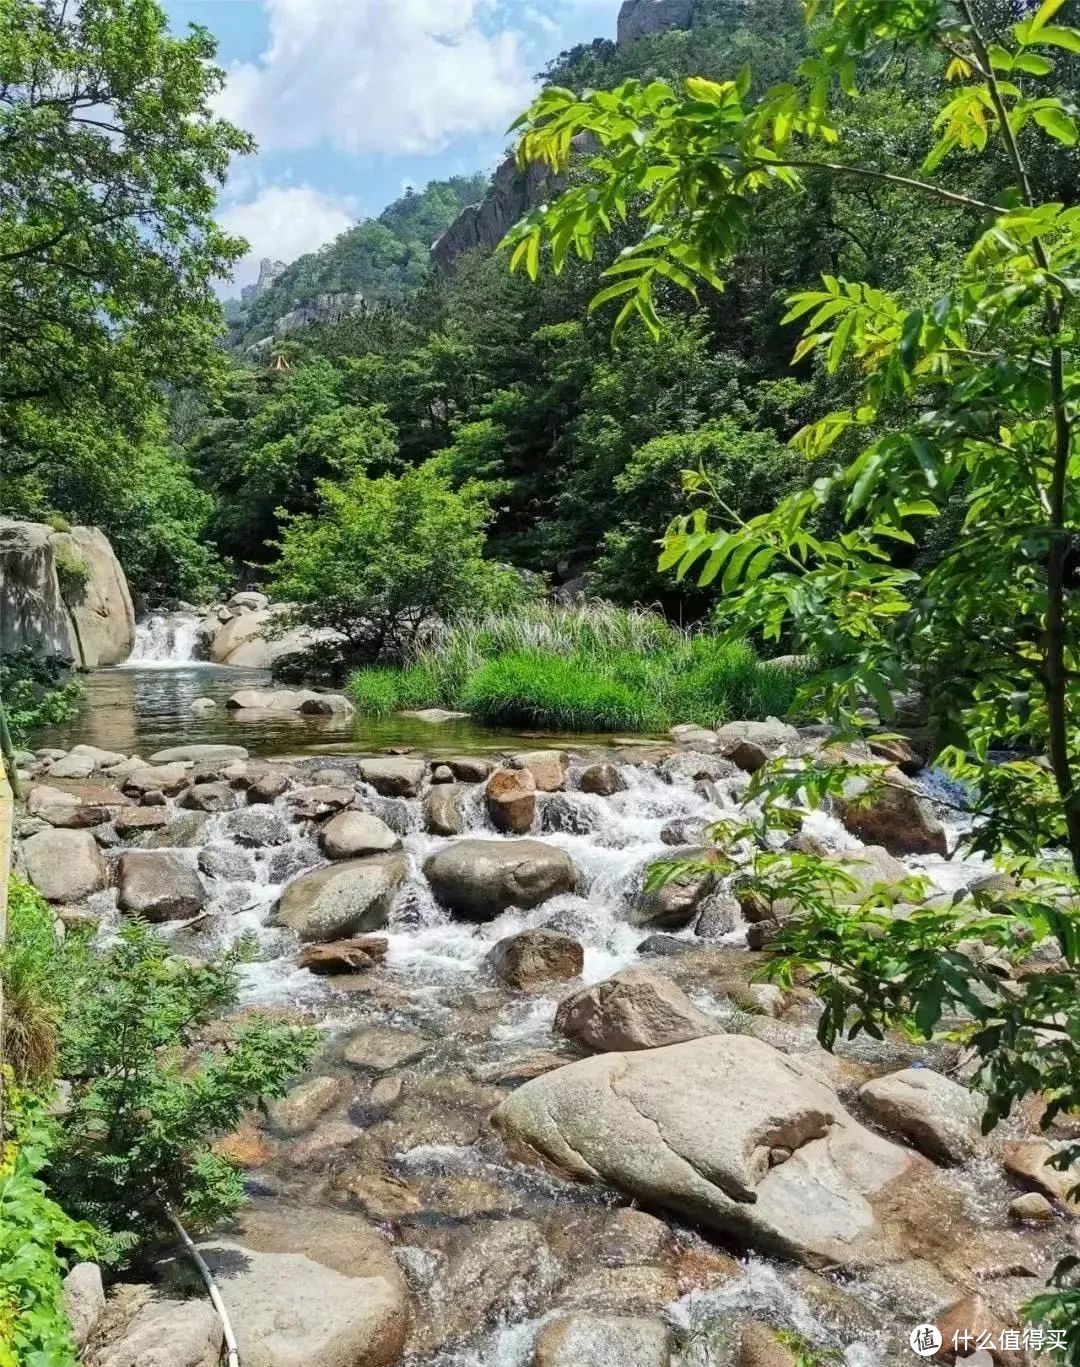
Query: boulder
541,794,605,836
288,785,355,819
319,810,401,859
92,1293,223,1367
424,784,465,836
555,968,719,1052
189,697,216,713
1010,1192,1054,1223
115,807,170,836
27,784,115,828
838,768,948,857
298,693,355,716
229,590,269,611
123,764,190,797
358,756,426,798
342,1026,429,1071
267,1075,342,1137
858,1068,984,1165
695,892,741,939
493,1034,916,1269
273,853,407,941
298,936,388,974
69,743,127,769
629,849,722,929
224,808,290,847
63,1262,105,1349
148,744,248,764
47,753,96,779
226,687,319,711
179,781,238,813
487,929,584,989
738,1321,799,1367
22,828,107,902
424,838,577,920
1002,1139,1080,1207
247,769,291,803
444,755,493,783
487,767,536,833
198,844,256,881
0,520,135,668
116,852,206,922
398,706,470,723
512,749,570,792
534,1314,673,1367
579,763,625,796
714,719,799,773
196,1238,406,1367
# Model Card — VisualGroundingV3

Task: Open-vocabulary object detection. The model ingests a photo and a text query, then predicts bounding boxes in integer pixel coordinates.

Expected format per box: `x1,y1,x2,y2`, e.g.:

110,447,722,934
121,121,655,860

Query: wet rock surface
24,718,1069,1367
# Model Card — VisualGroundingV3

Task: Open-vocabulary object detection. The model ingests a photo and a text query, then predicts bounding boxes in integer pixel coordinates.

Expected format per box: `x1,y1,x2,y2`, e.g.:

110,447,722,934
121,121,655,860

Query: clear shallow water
34,664,662,761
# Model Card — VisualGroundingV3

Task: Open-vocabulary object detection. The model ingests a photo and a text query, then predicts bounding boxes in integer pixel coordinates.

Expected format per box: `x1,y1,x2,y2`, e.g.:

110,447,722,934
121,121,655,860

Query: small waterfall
126,611,203,667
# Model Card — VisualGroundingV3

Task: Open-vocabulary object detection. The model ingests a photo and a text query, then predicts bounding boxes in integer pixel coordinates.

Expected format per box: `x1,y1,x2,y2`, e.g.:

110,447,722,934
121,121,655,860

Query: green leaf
1031,0,1067,33
1012,50,1054,75
1032,104,1079,144
1034,25,1080,53
587,278,641,312
988,44,1015,71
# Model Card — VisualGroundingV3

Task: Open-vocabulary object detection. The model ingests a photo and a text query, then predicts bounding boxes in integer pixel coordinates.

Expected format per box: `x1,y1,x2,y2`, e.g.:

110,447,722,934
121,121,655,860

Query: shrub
348,667,407,717
52,545,91,603
49,922,318,1266
0,1076,100,1367
270,461,527,666
1,648,82,746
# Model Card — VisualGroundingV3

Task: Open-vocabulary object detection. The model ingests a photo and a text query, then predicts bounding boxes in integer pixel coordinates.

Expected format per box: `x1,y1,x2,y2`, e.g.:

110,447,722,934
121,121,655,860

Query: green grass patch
347,602,810,734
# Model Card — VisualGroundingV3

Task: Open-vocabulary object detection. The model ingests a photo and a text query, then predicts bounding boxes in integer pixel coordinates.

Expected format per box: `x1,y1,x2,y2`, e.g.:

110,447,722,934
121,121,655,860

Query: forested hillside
225,173,490,349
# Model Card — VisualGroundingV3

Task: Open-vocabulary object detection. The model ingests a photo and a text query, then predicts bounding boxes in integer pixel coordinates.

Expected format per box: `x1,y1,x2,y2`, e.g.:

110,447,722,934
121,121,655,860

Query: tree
506,0,1080,1346
270,462,524,666
0,0,250,471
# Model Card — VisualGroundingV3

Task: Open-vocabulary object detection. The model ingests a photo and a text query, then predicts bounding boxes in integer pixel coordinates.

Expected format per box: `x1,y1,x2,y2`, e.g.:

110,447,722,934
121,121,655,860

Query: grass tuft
347,601,809,733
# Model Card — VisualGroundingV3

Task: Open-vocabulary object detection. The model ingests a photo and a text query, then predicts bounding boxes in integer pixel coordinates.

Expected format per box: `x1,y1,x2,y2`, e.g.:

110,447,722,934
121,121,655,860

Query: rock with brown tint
487,767,537,833
298,936,389,974
487,929,584,989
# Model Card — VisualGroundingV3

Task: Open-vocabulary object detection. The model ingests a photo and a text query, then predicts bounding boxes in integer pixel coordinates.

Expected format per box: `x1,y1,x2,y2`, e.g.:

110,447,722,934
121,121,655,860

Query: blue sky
162,0,623,293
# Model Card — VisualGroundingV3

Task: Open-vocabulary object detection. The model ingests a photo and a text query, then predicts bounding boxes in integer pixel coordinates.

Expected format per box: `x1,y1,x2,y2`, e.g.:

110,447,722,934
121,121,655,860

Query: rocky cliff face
432,0,696,272
0,519,135,667
617,0,696,46
240,257,287,306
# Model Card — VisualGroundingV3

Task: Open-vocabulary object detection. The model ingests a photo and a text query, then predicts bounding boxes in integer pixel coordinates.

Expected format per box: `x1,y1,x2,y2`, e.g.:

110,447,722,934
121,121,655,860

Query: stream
29,614,1071,1366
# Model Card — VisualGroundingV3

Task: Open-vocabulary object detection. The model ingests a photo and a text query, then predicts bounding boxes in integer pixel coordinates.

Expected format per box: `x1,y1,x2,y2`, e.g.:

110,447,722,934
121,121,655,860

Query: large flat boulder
424,838,577,920
197,1235,406,1367
272,853,407,941
22,827,107,902
148,744,248,764
493,1034,916,1270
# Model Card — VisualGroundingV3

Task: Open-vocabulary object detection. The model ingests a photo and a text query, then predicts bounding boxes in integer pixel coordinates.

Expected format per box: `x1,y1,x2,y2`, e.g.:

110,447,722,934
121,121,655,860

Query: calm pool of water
34,665,659,760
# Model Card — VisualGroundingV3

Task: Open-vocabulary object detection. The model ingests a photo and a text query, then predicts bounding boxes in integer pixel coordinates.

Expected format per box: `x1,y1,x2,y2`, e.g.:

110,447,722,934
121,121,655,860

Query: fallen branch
164,1203,240,1367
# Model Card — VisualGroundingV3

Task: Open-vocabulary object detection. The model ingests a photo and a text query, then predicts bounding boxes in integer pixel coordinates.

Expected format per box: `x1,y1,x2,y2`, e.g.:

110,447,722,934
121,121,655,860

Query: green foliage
348,602,808,732
463,649,663,732
0,0,250,449
47,922,317,1264
270,461,525,666
0,1077,99,1367
51,547,90,603
1,880,68,1087
190,357,401,565
1,649,81,747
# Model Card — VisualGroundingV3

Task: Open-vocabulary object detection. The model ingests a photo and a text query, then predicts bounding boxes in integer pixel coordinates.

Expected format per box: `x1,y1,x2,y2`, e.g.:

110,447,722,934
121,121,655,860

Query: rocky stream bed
12,688,1080,1367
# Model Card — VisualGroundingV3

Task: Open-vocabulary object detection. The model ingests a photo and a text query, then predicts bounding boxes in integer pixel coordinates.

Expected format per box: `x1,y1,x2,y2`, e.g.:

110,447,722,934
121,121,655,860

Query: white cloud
216,0,535,157
219,183,358,292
